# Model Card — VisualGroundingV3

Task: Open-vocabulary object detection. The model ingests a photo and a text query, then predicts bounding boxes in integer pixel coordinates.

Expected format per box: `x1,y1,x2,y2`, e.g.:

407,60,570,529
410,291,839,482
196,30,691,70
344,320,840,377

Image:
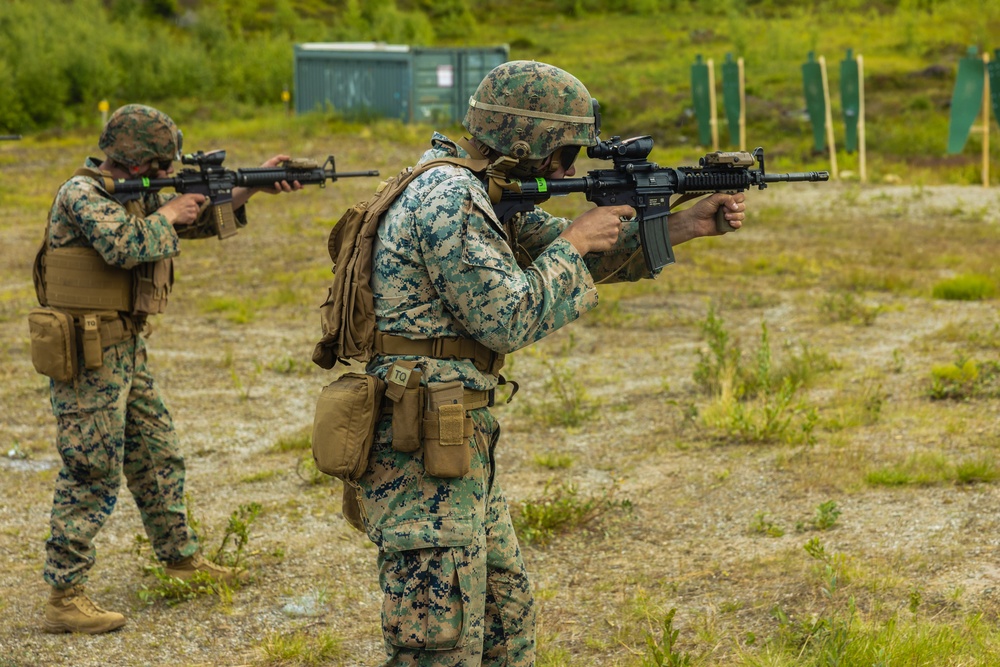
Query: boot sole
43,616,126,634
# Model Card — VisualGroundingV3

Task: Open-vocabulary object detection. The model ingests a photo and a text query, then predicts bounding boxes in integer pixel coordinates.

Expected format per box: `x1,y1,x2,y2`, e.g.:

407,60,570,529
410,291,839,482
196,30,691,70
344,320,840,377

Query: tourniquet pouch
381,517,474,650
422,381,473,478
27,307,78,382
312,372,386,480
80,313,103,370
384,360,424,453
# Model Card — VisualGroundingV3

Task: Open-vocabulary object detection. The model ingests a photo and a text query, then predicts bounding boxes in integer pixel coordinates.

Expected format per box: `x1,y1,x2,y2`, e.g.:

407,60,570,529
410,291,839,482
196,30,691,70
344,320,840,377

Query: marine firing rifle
491,135,830,274
105,149,379,239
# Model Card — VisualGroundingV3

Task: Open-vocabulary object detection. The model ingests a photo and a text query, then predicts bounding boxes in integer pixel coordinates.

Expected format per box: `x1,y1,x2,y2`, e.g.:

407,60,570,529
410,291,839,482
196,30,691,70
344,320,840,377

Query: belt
382,387,492,414
73,312,142,347
374,331,505,375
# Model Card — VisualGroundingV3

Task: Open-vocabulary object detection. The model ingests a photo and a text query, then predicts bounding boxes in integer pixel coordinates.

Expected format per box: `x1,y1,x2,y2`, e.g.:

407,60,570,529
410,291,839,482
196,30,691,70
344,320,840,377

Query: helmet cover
99,104,180,169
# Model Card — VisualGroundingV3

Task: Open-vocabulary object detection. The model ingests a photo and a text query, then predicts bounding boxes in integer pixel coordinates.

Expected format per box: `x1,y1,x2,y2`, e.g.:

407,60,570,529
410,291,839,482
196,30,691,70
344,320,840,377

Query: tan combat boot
163,553,249,586
43,586,126,634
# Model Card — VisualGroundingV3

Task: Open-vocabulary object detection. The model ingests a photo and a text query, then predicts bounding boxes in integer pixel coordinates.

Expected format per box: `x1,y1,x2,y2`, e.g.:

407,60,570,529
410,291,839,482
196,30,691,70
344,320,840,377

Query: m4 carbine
491,135,829,274
105,150,379,239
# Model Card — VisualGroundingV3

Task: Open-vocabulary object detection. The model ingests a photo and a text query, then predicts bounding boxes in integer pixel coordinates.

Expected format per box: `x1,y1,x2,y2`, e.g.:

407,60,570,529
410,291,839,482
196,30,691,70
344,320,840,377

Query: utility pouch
422,381,472,478
341,481,366,532
132,258,173,315
385,361,424,453
27,307,78,382
80,313,103,370
312,372,386,480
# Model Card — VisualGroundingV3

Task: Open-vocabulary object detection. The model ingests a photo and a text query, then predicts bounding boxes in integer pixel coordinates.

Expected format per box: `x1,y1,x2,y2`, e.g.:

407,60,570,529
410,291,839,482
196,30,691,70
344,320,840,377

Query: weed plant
257,628,346,666
134,499,260,605
641,608,693,667
521,356,597,428
212,502,262,569
296,454,335,486
819,292,882,326
927,355,1000,400
749,511,786,538
695,306,830,444
512,480,630,546
811,500,842,531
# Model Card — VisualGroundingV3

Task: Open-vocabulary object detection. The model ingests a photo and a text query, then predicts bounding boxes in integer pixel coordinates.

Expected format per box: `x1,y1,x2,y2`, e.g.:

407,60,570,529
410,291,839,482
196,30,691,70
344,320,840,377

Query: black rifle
491,135,829,273
0,135,21,140
105,149,379,239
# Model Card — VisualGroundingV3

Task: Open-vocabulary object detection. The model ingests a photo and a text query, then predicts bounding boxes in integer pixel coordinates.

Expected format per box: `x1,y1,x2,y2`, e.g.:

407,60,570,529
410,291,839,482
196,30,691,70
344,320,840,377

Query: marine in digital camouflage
367,132,646,391
359,130,650,666
42,152,241,589
48,156,243,257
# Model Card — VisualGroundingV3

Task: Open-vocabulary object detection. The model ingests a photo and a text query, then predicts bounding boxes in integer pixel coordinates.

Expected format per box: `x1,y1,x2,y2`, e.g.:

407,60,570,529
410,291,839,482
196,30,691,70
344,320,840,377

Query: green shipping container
294,43,509,123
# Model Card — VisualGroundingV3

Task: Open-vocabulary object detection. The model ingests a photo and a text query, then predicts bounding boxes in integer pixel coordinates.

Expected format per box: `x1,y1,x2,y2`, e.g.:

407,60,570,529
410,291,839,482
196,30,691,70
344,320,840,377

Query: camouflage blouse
46,157,245,267
369,133,651,391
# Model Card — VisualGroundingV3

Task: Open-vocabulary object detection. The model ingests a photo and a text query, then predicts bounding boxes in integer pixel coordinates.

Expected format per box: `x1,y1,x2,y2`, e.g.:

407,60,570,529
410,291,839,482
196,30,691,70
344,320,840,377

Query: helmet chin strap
462,136,556,179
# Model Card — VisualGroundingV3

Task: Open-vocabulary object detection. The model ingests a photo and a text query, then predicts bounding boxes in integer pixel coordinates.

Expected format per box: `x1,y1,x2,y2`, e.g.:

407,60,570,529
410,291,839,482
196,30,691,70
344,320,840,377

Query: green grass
270,428,313,453
866,452,1000,486
512,481,630,546
256,629,347,666
932,274,997,301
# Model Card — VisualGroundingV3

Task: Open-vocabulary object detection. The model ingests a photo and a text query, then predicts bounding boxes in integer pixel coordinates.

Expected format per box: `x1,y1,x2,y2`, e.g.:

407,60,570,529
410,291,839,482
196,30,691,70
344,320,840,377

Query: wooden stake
983,52,990,188
738,57,746,151
819,55,839,180
708,58,719,151
858,54,867,183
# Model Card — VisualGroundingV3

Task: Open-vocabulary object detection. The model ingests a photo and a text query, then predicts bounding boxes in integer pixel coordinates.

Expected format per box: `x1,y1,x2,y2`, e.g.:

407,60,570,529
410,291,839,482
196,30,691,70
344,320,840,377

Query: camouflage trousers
358,408,536,667
44,335,198,589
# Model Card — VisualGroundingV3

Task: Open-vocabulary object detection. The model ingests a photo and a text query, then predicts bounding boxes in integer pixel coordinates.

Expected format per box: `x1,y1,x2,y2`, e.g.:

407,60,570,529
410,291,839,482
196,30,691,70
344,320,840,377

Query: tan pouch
385,361,424,453
80,313,103,370
422,381,472,478
132,258,173,315
312,372,386,480
27,307,78,382
341,481,366,532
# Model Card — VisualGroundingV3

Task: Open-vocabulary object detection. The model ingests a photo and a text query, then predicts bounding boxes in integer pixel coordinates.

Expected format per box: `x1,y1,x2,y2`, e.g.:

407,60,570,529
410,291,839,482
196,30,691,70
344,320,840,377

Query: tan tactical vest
312,145,514,376
34,166,173,318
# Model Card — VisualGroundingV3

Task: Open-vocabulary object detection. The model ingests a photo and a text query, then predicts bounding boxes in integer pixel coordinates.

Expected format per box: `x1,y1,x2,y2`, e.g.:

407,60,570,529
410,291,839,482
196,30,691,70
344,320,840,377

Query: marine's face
542,145,581,180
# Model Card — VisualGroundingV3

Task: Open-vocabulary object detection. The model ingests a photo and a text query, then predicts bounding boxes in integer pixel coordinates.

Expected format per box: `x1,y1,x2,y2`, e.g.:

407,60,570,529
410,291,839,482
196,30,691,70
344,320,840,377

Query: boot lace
64,588,107,617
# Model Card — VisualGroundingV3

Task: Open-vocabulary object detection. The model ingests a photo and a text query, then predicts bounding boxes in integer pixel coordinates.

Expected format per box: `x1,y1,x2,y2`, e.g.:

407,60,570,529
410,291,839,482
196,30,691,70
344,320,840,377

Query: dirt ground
3,134,1000,666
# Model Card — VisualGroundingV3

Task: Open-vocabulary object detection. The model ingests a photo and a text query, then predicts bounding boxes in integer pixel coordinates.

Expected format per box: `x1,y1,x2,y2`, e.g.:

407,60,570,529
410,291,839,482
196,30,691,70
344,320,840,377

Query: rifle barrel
333,170,381,178
764,171,830,183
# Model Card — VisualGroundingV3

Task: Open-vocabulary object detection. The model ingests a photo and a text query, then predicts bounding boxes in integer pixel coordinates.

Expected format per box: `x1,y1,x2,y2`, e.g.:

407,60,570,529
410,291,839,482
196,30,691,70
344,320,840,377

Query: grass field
2,108,1000,665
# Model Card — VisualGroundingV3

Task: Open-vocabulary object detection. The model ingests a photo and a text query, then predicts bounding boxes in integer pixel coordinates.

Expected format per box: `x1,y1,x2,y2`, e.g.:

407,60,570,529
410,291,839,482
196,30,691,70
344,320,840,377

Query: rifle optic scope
182,150,227,167
588,135,654,161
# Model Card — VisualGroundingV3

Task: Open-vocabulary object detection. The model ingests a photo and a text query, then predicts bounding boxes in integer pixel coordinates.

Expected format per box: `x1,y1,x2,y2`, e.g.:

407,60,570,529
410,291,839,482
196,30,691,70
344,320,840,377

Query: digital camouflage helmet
99,104,181,169
463,60,599,162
